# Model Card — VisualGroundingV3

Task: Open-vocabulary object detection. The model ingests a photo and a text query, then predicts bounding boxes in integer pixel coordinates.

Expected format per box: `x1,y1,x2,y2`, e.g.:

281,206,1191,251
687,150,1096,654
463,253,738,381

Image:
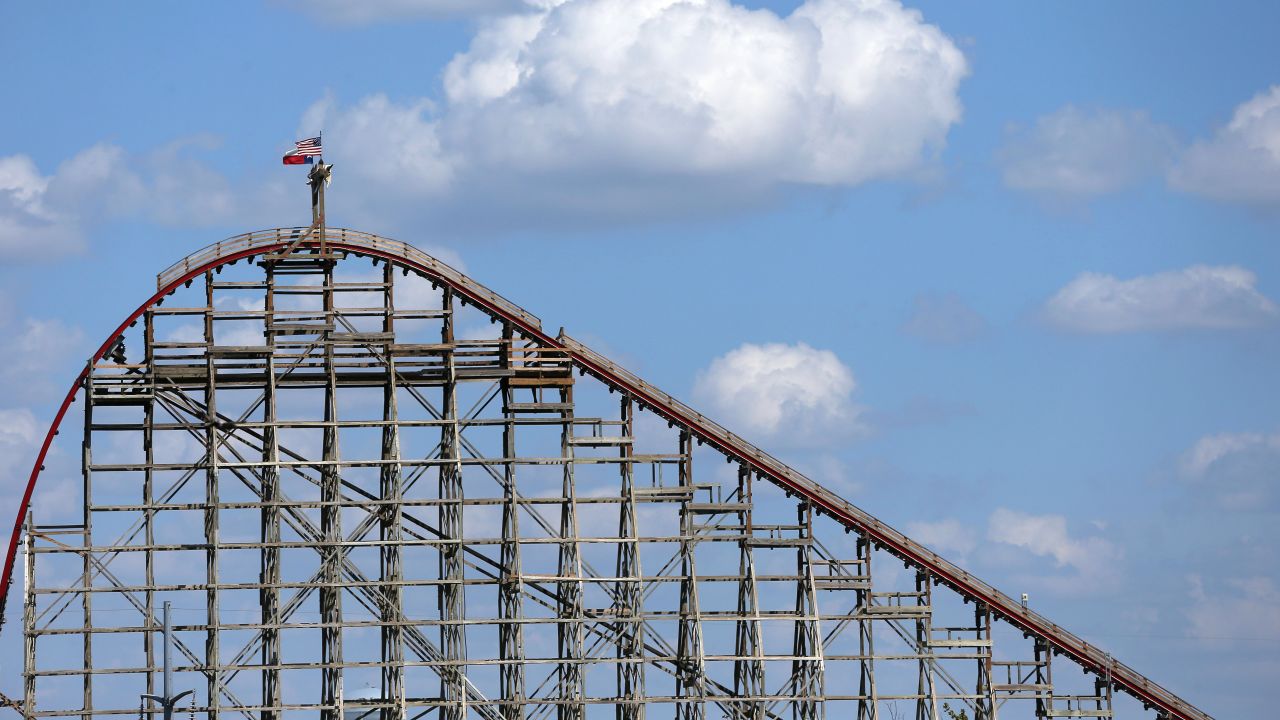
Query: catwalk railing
156,227,542,330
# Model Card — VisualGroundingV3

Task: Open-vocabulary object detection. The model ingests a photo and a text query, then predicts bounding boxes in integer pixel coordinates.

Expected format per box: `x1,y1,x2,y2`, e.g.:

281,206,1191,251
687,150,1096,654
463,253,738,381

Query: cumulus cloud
693,342,864,448
998,87,1280,210
1186,575,1280,642
1180,431,1280,510
302,95,453,200
278,0,531,24
0,154,83,259
1043,265,1278,333
998,106,1176,203
988,507,1121,588
305,0,967,228
901,291,986,344
906,518,977,557
0,138,286,260
1171,85,1280,207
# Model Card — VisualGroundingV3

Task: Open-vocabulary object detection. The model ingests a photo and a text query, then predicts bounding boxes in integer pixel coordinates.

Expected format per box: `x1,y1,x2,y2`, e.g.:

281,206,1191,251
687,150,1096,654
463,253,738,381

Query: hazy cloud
11,318,85,372
1171,85,1280,208
1186,575,1280,642
907,518,978,557
693,342,864,448
0,291,86,401
0,406,79,525
0,314,85,402
1043,265,1278,333
988,507,1121,588
797,454,861,497
902,291,986,344
1180,430,1280,511
998,106,1175,204
0,407,41,498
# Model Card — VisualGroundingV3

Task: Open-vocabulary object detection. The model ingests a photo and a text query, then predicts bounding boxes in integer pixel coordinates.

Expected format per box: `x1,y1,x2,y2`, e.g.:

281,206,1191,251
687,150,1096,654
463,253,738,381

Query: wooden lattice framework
6,176,1212,720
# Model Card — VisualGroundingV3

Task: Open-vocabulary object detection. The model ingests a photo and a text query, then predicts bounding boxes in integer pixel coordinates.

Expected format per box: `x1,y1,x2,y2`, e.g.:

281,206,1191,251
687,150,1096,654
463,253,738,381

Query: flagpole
307,143,328,256
319,131,324,257
282,135,329,258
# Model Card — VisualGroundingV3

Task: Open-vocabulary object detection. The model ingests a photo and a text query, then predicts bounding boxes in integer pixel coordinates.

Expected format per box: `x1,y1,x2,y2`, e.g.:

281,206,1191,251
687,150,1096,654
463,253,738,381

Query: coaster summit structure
4,175,1213,720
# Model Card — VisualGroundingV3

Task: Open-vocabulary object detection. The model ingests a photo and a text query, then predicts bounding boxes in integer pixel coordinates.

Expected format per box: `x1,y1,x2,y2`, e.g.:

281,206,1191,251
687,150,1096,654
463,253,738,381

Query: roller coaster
2,180,1213,720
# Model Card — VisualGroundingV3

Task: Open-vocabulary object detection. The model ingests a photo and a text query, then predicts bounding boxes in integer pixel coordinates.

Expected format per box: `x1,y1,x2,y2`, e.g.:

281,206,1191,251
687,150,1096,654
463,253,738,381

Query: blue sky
1,1,1278,717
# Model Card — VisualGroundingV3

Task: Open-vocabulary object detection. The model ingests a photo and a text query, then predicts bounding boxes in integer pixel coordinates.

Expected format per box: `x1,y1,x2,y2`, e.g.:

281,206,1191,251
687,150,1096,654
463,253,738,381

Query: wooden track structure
3,227,1212,720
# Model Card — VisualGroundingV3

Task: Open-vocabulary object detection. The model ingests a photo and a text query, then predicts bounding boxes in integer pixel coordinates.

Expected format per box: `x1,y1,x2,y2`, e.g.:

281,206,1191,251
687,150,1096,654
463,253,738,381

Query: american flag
293,136,322,156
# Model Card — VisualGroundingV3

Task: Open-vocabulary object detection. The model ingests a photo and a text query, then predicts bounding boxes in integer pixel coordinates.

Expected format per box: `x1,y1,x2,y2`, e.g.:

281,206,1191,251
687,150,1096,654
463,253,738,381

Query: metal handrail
156,228,542,330
559,334,1211,720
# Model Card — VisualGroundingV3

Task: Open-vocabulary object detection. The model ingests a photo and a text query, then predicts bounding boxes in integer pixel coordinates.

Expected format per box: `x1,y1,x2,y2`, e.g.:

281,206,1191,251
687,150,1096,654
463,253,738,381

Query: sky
1,0,1278,717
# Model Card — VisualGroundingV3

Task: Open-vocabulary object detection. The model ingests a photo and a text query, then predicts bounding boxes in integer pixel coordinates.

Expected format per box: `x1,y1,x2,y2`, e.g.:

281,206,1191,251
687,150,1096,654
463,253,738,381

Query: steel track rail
2,228,1212,720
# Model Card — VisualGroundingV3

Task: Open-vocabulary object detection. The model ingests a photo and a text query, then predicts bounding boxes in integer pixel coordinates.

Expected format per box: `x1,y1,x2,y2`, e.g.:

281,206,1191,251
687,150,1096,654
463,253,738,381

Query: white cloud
0,154,83,259
1181,431,1279,476
306,0,967,227
1171,85,1280,207
44,142,147,219
1043,265,1279,333
278,0,531,24
996,87,1280,210
444,0,965,184
1187,575,1280,642
0,138,286,260
997,106,1175,202
693,342,863,448
901,291,986,344
302,94,453,201
987,507,1121,586
906,518,977,556
1180,430,1280,510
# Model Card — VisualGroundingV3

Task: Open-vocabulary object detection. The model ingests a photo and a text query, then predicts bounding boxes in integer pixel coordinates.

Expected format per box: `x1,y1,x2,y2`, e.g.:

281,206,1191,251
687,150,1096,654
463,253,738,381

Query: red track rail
3,229,1212,720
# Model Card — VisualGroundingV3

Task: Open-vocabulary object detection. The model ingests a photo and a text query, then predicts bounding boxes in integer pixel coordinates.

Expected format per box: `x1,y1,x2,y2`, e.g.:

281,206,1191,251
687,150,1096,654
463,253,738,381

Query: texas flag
282,136,321,165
